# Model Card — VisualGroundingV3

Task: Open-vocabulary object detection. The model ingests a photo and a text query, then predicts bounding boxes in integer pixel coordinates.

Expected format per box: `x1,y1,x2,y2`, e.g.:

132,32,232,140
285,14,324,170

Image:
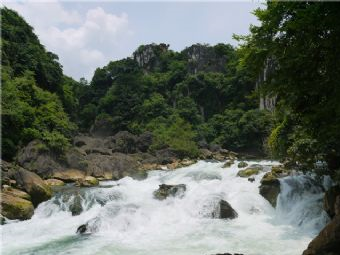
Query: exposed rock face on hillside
182,44,229,74
133,43,169,71
15,132,236,184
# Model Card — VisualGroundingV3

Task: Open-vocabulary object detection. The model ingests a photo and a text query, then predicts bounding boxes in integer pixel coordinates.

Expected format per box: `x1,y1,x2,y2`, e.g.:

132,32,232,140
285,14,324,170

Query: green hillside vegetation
2,3,339,179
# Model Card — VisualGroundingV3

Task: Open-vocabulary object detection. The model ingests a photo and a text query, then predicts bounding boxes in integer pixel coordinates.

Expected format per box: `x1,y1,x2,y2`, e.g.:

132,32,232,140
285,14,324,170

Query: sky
3,1,263,81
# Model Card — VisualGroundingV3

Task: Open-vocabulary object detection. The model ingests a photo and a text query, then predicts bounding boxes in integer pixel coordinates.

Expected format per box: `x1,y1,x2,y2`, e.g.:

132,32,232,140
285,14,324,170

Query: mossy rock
3,186,31,201
45,178,65,187
237,161,248,168
222,160,234,168
237,166,262,178
13,168,52,207
153,184,186,200
1,193,34,220
76,176,99,187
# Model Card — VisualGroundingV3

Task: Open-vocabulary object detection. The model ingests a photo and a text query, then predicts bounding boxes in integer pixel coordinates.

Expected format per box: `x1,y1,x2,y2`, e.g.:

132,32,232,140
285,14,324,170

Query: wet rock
258,165,289,207
335,196,340,216
237,166,262,178
237,161,248,168
1,193,34,220
212,200,238,219
76,224,88,234
76,217,101,234
223,160,234,168
302,215,340,255
53,169,86,183
248,177,255,183
76,176,99,187
12,167,52,207
153,184,186,200
167,159,197,170
45,178,65,187
323,185,340,218
210,253,244,255
69,195,83,216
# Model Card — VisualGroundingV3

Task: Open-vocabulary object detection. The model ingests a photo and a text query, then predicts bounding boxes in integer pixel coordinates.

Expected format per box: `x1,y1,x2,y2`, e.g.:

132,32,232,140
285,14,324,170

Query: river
0,160,330,255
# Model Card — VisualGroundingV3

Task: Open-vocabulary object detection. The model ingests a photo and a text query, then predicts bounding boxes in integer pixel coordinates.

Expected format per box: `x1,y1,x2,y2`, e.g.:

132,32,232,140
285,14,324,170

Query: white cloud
4,1,133,80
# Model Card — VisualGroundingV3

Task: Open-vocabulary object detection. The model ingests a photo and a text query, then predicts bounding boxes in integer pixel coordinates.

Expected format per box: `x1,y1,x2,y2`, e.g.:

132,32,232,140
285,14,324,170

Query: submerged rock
1,193,34,220
76,217,101,235
153,184,186,200
222,160,234,168
212,200,238,220
237,165,262,178
248,177,255,183
75,176,99,187
237,161,248,168
302,215,340,255
323,185,340,218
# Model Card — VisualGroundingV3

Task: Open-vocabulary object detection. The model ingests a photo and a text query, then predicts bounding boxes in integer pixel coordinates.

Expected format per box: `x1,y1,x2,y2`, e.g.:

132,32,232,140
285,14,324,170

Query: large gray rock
12,167,52,207
302,215,340,255
86,153,140,180
110,131,138,154
212,200,238,219
323,185,340,219
136,132,153,152
259,166,290,207
17,140,63,178
153,184,187,200
90,118,114,137
1,193,34,220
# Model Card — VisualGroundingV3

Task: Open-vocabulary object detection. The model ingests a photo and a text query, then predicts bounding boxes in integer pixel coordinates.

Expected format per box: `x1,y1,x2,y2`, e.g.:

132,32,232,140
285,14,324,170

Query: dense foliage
1,8,78,159
1,7,273,160
238,2,340,173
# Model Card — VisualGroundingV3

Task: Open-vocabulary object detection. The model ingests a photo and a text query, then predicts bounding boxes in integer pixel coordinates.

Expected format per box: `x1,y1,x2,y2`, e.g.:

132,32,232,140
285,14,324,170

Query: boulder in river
323,185,340,218
76,176,99,187
53,169,86,182
302,215,340,255
45,178,65,187
153,184,186,200
2,186,31,201
212,200,238,220
258,165,290,207
237,165,263,177
237,161,248,168
12,167,52,207
76,217,101,234
1,193,34,220
222,160,234,168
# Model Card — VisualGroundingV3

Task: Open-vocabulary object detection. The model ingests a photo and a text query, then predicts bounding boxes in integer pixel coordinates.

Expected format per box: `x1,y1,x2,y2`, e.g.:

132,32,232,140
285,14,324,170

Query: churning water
0,160,330,255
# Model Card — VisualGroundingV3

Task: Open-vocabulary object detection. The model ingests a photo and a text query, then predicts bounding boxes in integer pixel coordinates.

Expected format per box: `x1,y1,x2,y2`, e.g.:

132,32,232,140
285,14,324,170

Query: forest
2,2,340,179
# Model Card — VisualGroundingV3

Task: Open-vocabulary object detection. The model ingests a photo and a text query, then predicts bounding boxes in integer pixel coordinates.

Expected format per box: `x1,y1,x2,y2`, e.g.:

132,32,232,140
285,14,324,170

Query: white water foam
0,160,329,255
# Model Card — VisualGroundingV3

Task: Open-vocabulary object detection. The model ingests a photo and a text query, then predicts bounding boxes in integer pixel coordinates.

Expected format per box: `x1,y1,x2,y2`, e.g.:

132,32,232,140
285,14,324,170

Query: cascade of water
0,160,328,255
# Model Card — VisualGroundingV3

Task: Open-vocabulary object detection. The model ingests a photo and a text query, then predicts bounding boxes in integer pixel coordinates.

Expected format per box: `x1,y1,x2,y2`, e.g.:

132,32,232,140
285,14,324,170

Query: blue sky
4,1,263,80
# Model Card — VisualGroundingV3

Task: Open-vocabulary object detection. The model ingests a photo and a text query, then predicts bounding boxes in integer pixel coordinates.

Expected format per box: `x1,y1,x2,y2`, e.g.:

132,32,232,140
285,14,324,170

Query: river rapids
0,160,330,255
